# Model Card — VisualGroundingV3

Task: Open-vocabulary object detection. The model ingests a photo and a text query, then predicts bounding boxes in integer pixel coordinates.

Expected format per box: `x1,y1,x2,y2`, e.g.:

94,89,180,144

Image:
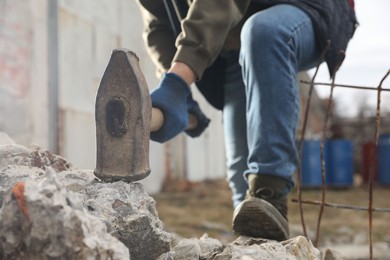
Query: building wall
56,0,167,193
0,0,49,147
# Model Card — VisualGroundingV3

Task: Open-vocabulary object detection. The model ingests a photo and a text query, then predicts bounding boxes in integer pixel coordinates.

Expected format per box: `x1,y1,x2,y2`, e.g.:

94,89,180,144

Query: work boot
232,174,289,241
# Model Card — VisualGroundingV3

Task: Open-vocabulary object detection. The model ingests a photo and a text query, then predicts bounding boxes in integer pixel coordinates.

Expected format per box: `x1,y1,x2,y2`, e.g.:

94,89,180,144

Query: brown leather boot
232,174,289,241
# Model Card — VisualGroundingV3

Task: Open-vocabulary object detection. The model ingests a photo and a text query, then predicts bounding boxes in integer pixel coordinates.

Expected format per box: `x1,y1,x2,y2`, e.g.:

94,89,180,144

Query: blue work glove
150,73,190,143
185,94,211,138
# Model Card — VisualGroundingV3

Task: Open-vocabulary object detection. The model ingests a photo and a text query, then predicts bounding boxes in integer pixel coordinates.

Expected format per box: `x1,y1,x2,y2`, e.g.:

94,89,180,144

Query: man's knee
241,12,285,54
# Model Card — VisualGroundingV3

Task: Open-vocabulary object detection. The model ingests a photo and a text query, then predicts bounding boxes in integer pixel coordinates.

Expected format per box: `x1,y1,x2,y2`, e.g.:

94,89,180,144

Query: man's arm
136,0,177,76
137,0,250,80
174,0,250,79
136,0,250,142
168,62,195,86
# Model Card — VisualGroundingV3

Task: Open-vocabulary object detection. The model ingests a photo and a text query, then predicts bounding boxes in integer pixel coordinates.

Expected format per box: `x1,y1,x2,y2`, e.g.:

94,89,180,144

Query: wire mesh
295,68,390,259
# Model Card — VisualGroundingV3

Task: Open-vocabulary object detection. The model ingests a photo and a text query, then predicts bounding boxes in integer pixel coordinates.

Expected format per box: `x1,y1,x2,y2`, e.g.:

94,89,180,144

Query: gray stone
79,172,172,260
0,142,172,260
282,236,321,260
0,165,46,208
55,169,172,259
0,170,130,259
158,234,224,260
215,236,295,260
1,169,171,259
322,248,343,260
0,142,72,208
159,235,321,260
0,143,73,173
324,243,390,260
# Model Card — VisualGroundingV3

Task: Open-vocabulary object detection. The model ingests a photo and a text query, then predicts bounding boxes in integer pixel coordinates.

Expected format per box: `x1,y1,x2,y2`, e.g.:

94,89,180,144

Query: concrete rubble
0,169,129,259
0,132,329,260
158,234,321,260
0,133,171,259
56,169,172,260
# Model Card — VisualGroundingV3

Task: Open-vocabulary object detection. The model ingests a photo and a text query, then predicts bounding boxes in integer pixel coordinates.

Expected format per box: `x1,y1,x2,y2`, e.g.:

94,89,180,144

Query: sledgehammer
94,49,197,182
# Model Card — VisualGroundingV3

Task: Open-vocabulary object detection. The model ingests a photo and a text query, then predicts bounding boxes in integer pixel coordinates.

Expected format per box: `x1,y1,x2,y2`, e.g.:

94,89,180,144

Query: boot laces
254,187,275,200
252,187,287,220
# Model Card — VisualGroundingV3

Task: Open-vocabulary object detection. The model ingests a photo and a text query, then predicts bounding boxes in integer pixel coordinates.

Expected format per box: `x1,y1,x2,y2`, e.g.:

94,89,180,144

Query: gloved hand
150,72,190,143
185,94,211,138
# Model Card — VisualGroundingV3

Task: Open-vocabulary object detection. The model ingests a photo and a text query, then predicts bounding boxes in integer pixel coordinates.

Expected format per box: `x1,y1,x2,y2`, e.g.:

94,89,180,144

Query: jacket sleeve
137,0,250,80
174,0,250,79
136,0,177,77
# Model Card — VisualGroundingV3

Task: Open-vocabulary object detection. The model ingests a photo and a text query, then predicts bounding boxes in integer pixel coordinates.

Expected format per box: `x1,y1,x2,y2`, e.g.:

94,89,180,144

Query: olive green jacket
137,0,254,79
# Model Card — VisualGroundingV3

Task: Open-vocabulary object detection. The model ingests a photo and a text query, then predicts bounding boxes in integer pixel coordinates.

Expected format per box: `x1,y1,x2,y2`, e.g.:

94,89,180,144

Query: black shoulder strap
163,0,189,36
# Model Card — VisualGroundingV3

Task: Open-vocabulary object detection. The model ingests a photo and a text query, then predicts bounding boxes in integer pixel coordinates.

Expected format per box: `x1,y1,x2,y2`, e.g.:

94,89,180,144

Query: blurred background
0,0,389,195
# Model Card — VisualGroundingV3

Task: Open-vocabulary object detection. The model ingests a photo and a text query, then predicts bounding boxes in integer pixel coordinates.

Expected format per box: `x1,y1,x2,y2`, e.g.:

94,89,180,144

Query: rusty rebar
291,199,390,213
368,69,390,260
314,51,345,247
314,75,334,246
297,42,331,238
296,73,315,238
297,69,390,258
297,48,389,259
300,81,390,91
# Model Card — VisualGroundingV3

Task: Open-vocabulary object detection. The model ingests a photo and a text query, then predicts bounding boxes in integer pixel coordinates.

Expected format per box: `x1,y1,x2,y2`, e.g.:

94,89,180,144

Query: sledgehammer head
94,49,152,182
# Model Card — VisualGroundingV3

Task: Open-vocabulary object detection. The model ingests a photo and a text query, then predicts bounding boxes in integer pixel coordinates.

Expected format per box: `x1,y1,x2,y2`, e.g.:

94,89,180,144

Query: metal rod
296,69,390,257
315,51,344,246
291,199,390,213
297,42,331,238
369,69,390,260
297,70,315,238
300,80,390,91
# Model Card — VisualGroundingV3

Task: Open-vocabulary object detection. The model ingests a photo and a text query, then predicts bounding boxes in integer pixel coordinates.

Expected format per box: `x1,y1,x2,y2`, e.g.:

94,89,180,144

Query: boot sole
232,197,289,241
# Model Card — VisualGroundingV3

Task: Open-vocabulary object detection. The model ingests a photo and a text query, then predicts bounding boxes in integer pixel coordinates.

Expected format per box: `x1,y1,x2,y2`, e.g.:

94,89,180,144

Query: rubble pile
0,132,327,260
0,170,129,259
158,234,320,259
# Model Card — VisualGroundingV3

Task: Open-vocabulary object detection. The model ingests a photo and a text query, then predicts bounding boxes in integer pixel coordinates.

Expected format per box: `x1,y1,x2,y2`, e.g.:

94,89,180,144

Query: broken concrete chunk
0,170,129,259
282,236,321,260
322,248,343,260
0,165,46,207
158,234,224,260
0,144,73,172
0,155,172,260
82,176,172,260
159,235,321,260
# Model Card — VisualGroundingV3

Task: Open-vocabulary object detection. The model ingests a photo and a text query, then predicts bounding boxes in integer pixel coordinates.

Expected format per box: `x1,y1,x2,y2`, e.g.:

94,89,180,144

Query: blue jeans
223,4,321,208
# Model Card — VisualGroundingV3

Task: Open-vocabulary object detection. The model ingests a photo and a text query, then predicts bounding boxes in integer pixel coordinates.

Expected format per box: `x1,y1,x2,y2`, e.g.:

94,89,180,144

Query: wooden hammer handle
151,108,198,132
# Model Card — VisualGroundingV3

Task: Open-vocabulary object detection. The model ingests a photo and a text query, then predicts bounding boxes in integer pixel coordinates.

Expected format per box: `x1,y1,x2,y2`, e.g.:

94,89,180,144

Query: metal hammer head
94,49,152,182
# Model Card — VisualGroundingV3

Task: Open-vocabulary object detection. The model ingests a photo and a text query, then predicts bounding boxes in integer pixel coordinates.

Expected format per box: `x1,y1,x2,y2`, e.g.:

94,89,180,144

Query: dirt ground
153,179,390,248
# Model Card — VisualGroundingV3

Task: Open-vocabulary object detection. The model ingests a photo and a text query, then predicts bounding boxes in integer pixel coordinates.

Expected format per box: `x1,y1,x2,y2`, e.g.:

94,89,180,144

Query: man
136,0,357,241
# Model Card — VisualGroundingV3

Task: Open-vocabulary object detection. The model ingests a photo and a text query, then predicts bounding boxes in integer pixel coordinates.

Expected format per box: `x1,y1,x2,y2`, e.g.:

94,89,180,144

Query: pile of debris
0,132,333,259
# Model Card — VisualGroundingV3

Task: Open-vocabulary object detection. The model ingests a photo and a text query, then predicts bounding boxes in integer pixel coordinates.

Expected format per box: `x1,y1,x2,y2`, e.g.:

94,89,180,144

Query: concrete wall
56,0,227,192
56,0,166,193
0,0,49,147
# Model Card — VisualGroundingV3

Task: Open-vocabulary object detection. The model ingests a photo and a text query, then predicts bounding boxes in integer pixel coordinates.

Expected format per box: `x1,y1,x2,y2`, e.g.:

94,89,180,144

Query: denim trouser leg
222,51,248,208
239,5,321,190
